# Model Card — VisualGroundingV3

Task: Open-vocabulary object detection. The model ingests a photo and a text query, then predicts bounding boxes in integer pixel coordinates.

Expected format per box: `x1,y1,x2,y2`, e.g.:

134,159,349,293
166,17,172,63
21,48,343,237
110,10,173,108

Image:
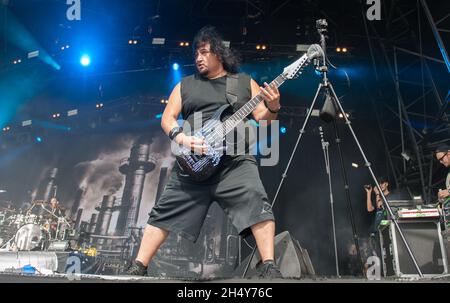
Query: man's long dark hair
193,26,241,74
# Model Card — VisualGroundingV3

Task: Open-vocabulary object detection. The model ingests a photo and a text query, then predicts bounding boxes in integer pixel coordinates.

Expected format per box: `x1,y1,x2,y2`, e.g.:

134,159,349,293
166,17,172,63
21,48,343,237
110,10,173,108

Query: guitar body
175,104,231,182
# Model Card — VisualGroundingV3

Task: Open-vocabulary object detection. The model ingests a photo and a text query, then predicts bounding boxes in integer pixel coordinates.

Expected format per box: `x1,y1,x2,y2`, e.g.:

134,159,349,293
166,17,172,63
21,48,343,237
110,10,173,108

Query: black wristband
168,127,183,141
264,100,280,114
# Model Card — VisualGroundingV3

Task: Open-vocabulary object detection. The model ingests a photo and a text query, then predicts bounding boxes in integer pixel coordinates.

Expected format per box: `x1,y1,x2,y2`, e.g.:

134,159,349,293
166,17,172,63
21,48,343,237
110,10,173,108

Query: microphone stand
319,126,340,277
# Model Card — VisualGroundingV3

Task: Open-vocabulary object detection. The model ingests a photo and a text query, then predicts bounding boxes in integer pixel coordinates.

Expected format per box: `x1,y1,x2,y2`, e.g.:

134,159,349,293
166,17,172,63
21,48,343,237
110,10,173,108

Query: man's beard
198,67,208,76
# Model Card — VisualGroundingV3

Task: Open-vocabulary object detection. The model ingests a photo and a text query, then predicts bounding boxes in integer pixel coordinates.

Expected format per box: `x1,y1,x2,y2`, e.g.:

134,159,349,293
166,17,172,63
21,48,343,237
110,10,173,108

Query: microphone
306,44,324,61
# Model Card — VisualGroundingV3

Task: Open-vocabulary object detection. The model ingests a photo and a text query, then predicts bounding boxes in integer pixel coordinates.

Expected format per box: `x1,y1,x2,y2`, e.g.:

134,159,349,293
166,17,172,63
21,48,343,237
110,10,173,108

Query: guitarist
126,26,282,278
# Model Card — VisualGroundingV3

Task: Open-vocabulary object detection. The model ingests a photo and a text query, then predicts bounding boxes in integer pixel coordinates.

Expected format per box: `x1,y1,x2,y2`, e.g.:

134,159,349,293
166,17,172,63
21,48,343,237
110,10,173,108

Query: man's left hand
260,82,280,112
438,189,450,200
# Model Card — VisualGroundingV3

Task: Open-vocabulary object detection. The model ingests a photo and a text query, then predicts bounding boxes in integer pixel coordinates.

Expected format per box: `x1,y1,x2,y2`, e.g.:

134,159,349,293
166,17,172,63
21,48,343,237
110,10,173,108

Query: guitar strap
225,73,239,109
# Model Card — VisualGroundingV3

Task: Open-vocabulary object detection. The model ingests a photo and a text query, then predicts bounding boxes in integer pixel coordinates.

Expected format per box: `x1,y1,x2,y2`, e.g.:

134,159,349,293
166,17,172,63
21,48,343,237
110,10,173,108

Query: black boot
256,260,283,279
125,260,148,276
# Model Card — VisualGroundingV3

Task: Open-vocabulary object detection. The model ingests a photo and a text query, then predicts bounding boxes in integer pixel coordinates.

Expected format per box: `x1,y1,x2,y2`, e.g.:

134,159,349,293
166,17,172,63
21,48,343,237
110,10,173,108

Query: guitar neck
220,74,286,136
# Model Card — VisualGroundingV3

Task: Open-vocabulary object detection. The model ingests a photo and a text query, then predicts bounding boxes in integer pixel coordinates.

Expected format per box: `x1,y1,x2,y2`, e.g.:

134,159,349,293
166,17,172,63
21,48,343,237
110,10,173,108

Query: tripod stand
242,19,424,278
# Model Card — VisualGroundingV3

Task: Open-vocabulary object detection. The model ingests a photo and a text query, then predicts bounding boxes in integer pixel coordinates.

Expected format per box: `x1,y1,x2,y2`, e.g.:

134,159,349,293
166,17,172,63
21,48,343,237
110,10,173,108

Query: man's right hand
175,133,208,155
364,185,372,193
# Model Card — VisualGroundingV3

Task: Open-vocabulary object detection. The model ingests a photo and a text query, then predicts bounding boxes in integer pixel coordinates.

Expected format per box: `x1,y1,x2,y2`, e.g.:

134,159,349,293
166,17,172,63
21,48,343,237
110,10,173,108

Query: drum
58,225,76,240
14,223,49,251
25,214,39,224
12,214,25,227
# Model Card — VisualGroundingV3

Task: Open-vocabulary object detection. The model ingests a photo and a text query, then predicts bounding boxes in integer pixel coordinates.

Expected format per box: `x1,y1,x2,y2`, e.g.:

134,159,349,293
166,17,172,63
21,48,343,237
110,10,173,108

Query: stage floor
0,272,449,283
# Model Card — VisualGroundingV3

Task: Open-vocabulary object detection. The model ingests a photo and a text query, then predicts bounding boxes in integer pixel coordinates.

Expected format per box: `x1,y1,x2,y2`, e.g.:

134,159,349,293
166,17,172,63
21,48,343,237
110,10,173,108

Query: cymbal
0,207,15,212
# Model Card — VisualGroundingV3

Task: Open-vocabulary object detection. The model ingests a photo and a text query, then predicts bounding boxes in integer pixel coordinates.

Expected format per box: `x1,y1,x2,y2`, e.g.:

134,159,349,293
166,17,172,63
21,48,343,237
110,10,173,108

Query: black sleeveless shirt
180,72,252,130
180,72,255,159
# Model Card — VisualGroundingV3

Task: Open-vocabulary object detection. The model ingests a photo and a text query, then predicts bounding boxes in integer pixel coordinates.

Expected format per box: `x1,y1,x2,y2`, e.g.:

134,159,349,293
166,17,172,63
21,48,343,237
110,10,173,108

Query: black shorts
147,156,275,242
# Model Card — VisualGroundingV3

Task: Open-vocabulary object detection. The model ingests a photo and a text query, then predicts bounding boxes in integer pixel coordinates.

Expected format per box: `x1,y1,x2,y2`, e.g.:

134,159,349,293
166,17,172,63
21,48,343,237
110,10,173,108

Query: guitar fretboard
217,74,286,137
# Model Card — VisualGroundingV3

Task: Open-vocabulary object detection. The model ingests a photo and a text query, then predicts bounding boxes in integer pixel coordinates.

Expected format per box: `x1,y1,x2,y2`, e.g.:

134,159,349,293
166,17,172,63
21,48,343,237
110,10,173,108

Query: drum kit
0,199,75,251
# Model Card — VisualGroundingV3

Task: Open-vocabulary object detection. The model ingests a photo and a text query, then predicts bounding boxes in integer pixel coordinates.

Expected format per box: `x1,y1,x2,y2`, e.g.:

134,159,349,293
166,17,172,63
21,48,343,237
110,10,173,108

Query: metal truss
362,0,450,202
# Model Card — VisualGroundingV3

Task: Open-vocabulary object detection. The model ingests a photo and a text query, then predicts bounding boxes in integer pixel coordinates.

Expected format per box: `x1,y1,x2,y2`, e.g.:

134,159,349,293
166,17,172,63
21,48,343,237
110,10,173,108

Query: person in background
435,144,450,202
364,177,390,237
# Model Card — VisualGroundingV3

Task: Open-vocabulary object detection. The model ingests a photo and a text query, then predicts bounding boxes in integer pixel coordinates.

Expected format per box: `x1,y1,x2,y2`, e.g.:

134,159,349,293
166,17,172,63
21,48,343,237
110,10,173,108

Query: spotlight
80,54,91,67
401,151,411,161
351,163,359,168
179,42,189,47
342,47,348,53
133,40,138,45
338,113,350,119
256,44,267,50
336,47,341,52
66,45,70,49
35,136,43,143
67,109,78,116
172,63,180,71
28,50,39,59
280,126,287,134
128,40,133,44
52,113,61,118
155,113,163,119
2,126,10,132
160,99,169,104
152,38,165,45
61,46,65,50
296,44,309,52
96,103,104,109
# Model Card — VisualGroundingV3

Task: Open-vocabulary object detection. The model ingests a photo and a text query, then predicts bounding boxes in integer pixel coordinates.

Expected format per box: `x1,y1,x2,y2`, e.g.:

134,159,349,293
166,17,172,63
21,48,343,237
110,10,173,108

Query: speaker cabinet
379,220,448,277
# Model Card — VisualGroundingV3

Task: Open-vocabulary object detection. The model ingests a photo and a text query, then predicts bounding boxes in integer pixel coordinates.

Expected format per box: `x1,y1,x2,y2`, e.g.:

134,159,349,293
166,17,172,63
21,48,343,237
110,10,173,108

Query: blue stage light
35,136,42,143
80,55,91,67
172,63,180,71
280,126,287,134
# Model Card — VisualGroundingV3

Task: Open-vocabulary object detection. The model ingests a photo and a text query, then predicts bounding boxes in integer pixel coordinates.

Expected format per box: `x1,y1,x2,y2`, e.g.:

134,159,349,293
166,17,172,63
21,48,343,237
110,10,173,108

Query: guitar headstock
282,44,323,80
